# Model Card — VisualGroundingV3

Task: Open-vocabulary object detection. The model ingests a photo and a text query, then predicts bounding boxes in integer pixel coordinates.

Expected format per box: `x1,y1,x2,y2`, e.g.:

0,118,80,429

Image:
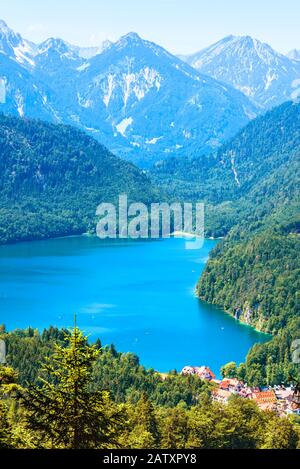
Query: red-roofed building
219,378,244,392
252,390,277,410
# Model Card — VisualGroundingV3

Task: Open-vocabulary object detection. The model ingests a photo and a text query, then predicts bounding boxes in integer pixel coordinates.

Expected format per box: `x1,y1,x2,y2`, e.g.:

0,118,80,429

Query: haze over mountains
0,19,300,166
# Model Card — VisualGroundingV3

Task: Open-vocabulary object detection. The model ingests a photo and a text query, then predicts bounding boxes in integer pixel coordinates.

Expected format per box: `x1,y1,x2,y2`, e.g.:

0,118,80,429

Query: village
181,366,300,417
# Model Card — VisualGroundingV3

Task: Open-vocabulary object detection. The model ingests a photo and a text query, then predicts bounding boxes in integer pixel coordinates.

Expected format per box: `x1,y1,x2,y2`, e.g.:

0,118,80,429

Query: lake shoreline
0,236,268,375
196,291,272,345
0,231,225,249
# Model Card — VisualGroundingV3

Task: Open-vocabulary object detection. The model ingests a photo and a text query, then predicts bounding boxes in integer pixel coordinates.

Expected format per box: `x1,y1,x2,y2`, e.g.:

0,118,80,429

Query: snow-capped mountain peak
189,35,285,68
36,37,81,63
113,32,151,53
118,32,143,45
38,38,71,54
183,35,300,109
0,19,111,67
0,20,258,165
0,19,36,66
4,20,297,166
74,31,256,164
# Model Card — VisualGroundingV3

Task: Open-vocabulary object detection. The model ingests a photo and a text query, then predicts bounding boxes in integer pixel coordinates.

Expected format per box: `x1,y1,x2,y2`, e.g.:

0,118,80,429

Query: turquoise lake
0,236,270,375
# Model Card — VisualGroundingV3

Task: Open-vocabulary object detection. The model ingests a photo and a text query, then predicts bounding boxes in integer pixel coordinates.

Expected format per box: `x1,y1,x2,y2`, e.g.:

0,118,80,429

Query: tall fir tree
19,326,125,449
129,393,160,448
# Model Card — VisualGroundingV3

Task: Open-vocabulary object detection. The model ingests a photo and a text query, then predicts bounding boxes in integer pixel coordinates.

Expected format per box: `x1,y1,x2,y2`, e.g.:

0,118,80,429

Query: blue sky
1,0,299,54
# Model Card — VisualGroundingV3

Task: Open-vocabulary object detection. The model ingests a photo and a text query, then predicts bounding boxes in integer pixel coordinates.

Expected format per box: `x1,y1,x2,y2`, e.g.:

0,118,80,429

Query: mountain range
1,19,300,165
0,20,256,166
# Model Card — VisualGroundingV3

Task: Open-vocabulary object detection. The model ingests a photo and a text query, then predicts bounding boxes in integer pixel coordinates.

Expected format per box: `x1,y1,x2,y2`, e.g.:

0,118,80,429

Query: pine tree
160,407,189,449
19,326,125,449
129,393,160,448
95,338,102,350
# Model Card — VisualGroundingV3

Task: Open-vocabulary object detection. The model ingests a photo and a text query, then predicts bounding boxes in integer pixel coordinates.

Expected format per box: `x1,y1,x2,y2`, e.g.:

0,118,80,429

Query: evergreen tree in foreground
19,326,125,449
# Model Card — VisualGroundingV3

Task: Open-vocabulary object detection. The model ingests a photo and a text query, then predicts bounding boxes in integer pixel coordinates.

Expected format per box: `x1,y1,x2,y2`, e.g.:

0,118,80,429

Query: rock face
0,20,256,166
183,35,300,110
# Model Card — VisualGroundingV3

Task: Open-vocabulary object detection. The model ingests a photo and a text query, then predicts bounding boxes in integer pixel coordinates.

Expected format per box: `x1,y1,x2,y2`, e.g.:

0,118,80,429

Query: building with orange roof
252,390,277,410
219,378,244,392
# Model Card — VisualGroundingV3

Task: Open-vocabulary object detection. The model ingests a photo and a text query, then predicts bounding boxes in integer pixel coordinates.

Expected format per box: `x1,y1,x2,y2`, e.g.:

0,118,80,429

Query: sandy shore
171,231,202,239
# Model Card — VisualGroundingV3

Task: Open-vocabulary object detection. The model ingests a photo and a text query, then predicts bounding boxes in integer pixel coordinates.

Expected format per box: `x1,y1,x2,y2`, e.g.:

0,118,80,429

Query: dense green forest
198,225,300,385
152,101,300,205
198,226,300,335
1,326,299,449
2,326,210,408
0,114,158,244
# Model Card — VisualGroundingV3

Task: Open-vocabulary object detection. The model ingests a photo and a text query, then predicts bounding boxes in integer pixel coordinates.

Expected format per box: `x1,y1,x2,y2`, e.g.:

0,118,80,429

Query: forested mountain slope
197,221,300,386
152,101,300,237
192,103,300,385
0,114,157,244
